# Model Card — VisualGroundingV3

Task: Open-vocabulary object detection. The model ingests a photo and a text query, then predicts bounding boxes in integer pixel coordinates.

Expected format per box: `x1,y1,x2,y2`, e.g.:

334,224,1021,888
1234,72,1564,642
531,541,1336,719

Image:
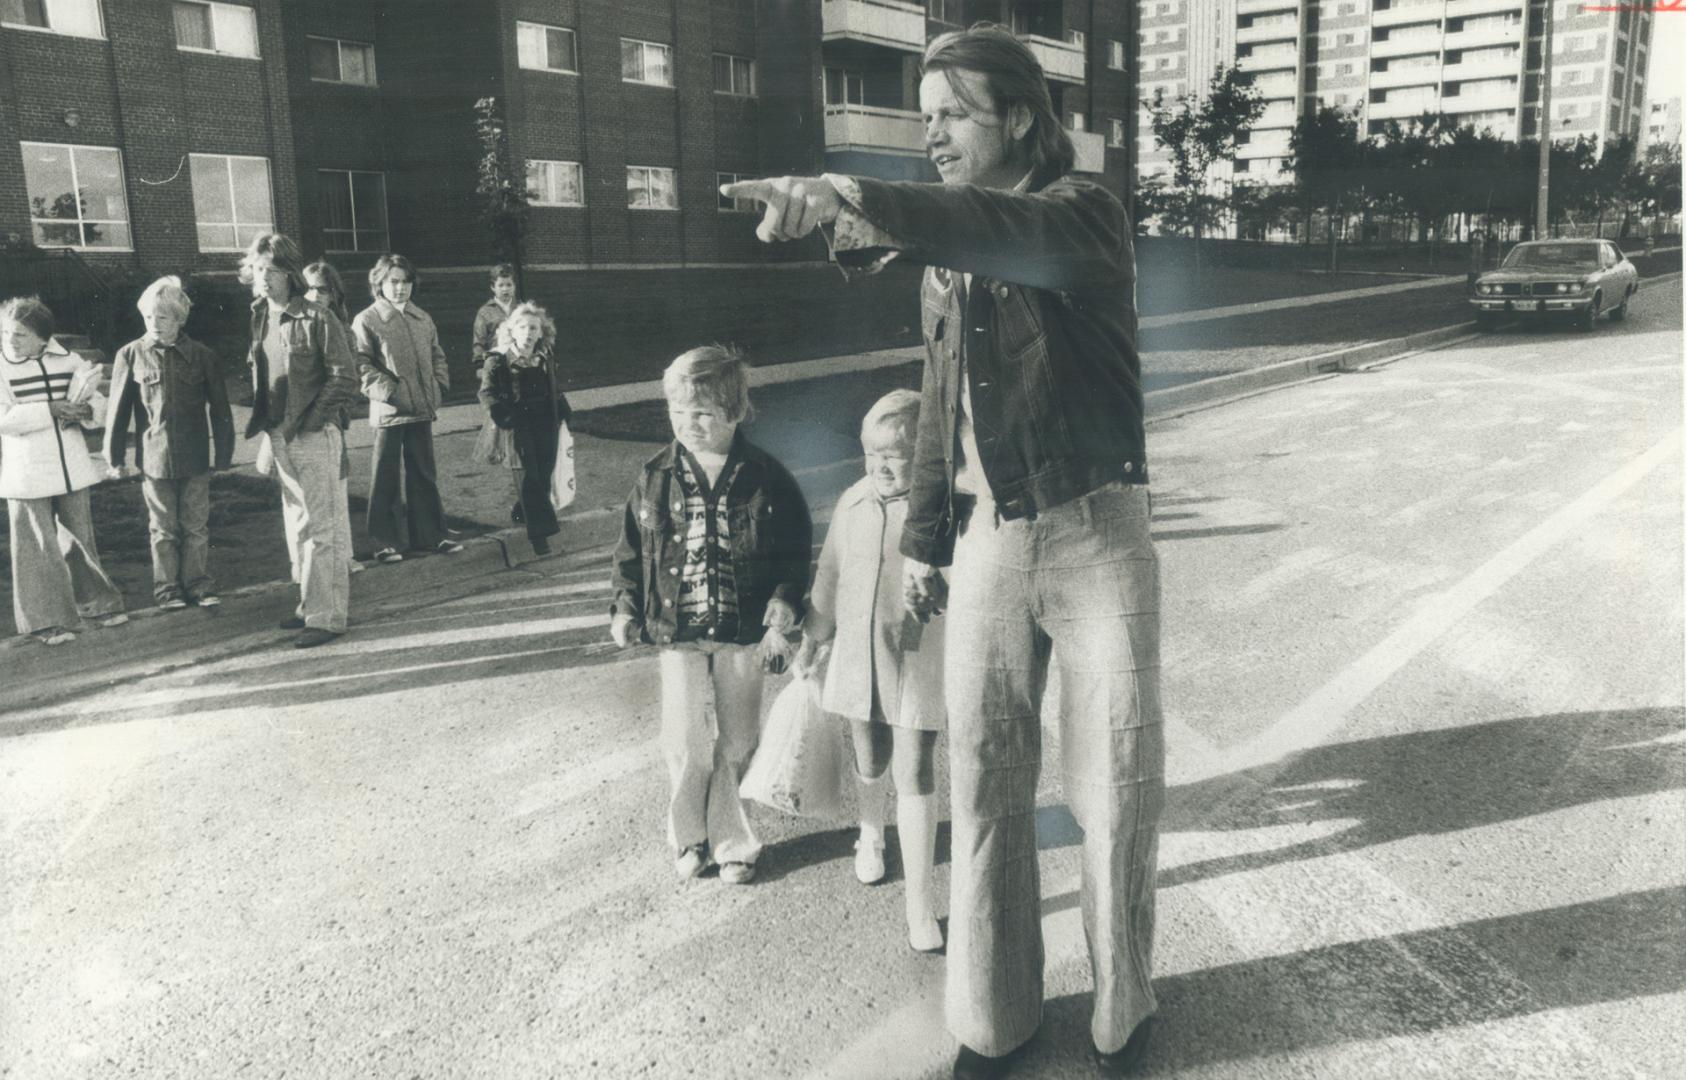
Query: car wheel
1577,292,1601,332
1609,292,1630,321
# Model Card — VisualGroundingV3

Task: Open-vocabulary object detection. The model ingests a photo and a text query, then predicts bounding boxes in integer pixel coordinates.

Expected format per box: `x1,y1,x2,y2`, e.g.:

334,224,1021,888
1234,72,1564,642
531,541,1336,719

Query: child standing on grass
609,346,813,885
351,254,461,565
798,389,946,952
470,264,525,526
477,302,569,555
104,276,235,610
0,296,128,644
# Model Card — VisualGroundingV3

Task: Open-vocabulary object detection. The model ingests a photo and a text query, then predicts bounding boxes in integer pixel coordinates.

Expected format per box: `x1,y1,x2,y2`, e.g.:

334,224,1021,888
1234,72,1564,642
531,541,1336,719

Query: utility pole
1536,0,1553,239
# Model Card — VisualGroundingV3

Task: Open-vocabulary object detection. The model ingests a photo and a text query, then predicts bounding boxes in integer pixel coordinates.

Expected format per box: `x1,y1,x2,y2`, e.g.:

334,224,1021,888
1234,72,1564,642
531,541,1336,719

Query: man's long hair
922,23,1075,185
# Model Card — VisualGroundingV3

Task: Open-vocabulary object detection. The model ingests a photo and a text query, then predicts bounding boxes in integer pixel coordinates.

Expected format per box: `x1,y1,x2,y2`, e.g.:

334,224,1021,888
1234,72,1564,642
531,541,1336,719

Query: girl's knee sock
898,791,939,915
857,773,889,843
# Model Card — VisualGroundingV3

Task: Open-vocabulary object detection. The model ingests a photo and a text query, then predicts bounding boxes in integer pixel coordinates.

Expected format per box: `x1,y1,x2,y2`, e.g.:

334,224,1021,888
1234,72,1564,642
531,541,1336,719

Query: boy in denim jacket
609,346,812,885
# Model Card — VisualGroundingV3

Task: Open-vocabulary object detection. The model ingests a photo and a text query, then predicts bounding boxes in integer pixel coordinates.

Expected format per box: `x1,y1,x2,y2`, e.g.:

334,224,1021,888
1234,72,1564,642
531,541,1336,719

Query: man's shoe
294,628,343,649
374,548,403,564
159,597,190,611
278,615,306,630
193,594,221,608
1091,1017,1154,1078
435,539,464,555
675,845,708,880
953,1045,1013,1080
531,535,552,556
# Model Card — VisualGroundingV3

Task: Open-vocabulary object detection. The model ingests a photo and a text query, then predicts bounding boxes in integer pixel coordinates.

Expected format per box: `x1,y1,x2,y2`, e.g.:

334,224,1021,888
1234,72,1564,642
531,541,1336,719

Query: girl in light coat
1,296,127,643
799,389,946,952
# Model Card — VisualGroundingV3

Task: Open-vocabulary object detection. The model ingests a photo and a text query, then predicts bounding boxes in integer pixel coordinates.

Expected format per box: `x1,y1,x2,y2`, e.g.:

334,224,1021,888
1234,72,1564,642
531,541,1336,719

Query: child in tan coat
799,389,946,952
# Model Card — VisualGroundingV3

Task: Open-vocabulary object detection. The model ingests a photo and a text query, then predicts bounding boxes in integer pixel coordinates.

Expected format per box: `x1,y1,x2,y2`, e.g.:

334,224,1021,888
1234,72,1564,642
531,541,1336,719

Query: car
1469,239,1640,331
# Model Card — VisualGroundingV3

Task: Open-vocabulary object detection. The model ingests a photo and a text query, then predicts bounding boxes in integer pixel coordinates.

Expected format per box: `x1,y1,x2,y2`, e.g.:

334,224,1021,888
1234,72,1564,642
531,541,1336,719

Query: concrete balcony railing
1443,21,1523,51
1235,132,1292,158
1371,63,1443,90
1071,130,1105,173
1369,94,1442,121
1237,0,1300,15
821,0,927,54
1372,32,1444,59
1440,90,1521,114
824,104,925,155
1024,34,1085,83
1440,57,1519,83
1446,0,1524,17
1255,103,1299,128
1236,49,1299,73
1235,19,1300,46
1373,4,1445,30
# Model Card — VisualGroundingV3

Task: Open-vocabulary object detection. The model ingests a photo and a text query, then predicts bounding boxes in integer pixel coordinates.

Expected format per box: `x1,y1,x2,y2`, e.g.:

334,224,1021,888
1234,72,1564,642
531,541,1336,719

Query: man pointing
723,23,1162,1080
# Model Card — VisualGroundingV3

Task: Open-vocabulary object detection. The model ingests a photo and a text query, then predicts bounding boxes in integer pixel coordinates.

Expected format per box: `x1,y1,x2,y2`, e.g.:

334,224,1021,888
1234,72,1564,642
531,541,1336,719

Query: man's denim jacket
245,297,359,442
831,171,1146,567
610,434,813,646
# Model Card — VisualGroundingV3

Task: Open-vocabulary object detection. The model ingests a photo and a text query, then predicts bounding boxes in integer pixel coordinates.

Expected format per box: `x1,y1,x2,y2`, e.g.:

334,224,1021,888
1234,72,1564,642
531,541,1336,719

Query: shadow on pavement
1156,707,1685,891
1035,885,1684,1074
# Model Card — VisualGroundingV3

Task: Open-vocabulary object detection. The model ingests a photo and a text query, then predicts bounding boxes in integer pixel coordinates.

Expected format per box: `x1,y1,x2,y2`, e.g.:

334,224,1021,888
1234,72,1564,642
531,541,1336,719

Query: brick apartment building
0,0,1140,383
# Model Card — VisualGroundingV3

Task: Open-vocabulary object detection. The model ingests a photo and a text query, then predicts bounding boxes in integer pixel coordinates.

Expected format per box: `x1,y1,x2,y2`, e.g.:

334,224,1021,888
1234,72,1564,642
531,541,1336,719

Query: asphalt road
3,284,1681,1080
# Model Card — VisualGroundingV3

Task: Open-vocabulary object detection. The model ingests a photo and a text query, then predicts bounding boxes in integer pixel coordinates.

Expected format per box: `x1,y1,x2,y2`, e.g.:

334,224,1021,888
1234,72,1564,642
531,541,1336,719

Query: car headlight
1557,283,1571,294
1478,283,1493,295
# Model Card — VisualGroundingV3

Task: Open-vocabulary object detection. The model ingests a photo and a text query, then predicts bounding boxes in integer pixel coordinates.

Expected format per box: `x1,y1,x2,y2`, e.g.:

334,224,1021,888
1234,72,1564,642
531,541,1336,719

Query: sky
1651,13,1685,104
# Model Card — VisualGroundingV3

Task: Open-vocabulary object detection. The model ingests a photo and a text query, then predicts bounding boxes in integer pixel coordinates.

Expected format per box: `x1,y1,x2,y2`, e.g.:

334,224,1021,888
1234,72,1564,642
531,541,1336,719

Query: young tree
474,96,530,294
1641,142,1684,233
1286,105,1368,267
1149,66,1266,270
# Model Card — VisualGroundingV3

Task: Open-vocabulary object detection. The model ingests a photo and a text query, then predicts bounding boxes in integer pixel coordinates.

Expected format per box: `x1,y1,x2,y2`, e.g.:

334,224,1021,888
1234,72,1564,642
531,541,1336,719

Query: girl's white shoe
907,910,944,954
854,838,886,884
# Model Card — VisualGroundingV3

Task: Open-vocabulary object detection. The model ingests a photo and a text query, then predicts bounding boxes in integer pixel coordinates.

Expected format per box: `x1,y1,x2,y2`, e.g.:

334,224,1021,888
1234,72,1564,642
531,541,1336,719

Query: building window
1,0,102,38
516,22,576,73
1157,56,1170,69
526,159,584,207
621,38,673,87
713,53,755,97
824,67,864,106
717,171,757,213
1108,118,1125,148
627,166,677,210
189,153,273,252
928,0,963,24
20,142,130,250
1069,111,1086,132
307,37,376,85
172,1,259,59
319,170,387,252
1068,29,1085,49
1108,39,1126,70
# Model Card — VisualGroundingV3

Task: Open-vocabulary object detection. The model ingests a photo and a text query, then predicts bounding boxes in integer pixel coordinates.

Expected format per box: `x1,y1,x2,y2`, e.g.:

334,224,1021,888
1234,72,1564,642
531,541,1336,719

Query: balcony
1255,102,1299,128
1236,49,1299,74
1440,89,1521,114
1369,93,1442,121
1236,19,1300,46
1372,32,1443,59
1235,131,1292,158
823,104,925,155
1443,21,1523,51
1024,34,1085,83
1440,56,1520,83
1373,4,1444,30
1446,0,1524,17
1237,0,1300,15
1370,63,1442,90
821,0,927,54
1071,130,1105,173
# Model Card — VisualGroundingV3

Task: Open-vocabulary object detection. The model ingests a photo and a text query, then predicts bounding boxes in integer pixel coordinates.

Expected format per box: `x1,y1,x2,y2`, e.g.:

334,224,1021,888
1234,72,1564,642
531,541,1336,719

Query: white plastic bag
550,420,576,512
741,677,847,820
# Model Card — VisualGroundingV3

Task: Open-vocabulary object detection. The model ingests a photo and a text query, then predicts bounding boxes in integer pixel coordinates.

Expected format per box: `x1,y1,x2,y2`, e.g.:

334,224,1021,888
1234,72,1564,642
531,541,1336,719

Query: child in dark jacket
476,301,569,555
608,345,812,886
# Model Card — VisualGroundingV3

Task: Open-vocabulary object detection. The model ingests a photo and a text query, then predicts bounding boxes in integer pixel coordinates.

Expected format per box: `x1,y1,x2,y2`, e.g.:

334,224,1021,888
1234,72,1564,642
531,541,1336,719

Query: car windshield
1502,243,1600,271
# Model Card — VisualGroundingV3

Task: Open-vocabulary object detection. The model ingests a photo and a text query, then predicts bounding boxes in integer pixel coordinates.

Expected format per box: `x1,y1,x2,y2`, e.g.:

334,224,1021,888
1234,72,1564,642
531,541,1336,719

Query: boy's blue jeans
142,473,213,602
942,481,1163,1057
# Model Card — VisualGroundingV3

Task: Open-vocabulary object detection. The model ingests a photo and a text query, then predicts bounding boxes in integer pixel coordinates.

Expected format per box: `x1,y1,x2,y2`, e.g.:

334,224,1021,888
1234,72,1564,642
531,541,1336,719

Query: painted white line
1182,427,1681,784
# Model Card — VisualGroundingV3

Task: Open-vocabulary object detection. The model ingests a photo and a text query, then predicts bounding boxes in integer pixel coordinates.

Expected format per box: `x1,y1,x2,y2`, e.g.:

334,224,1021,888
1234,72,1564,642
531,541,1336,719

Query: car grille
1495,282,1577,296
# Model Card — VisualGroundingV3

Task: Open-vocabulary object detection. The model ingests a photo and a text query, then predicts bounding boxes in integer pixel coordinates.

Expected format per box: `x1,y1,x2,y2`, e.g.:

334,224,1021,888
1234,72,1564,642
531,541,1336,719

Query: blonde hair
136,275,192,321
662,344,753,423
860,388,920,452
495,300,556,355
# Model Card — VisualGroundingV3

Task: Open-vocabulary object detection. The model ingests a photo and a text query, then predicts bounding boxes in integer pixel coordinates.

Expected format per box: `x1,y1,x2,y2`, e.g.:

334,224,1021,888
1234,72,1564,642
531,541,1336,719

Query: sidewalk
7,253,1678,708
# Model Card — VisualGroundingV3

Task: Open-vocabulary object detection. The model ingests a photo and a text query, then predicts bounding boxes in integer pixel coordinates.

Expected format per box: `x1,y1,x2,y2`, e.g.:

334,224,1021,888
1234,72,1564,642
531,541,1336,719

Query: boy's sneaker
33,628,76,646
193,595,220,608
97,613,129,628
159,597,190,611
435,539,464,555
675,845,708,880
719,861,756,886
374,548,403,564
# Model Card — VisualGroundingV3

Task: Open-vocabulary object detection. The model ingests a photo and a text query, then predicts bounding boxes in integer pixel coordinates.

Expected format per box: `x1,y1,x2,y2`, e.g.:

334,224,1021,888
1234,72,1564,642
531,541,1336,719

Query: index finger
719,178,777,203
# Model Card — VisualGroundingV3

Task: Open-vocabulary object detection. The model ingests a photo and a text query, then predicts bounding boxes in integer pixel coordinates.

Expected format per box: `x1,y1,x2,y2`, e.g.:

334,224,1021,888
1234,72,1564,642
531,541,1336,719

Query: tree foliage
1148,65,1266,248
474,96,529,289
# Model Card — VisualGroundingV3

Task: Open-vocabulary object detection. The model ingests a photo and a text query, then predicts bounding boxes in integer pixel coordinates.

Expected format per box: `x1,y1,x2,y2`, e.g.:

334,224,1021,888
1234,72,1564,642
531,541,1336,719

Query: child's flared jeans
942,481,1164,1058
7,489,124,634
658,641,765,867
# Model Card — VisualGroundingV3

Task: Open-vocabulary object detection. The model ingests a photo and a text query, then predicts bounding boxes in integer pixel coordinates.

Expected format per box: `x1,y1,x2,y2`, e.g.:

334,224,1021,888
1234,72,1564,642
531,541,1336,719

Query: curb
1144,321,1479,421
